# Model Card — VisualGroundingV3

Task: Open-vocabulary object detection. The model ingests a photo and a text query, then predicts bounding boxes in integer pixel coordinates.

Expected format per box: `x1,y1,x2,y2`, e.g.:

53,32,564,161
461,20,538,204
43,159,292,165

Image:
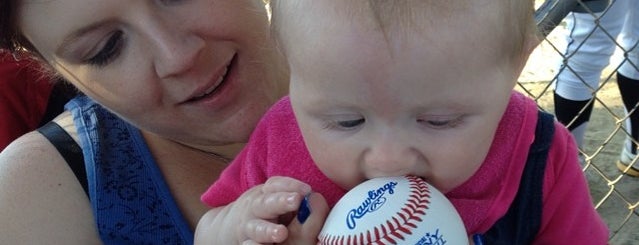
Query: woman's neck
140,130,243,229
141,130,245,162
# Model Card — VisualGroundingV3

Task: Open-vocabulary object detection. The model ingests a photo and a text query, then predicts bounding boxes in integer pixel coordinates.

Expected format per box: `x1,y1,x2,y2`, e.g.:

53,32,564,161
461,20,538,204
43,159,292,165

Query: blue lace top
66,96,194,244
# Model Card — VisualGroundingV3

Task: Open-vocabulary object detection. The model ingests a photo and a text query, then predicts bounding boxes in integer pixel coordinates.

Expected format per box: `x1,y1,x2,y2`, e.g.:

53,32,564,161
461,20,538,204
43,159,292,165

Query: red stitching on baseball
319,176,432,245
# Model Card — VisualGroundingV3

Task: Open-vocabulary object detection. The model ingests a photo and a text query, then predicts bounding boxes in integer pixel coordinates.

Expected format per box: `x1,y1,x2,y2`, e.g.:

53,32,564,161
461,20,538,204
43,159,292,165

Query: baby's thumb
283,192,329,244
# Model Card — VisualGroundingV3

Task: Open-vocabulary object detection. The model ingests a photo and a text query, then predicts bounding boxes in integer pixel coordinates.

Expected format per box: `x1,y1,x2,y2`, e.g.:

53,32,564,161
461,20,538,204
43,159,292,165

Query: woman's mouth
185,55,236,103
191,66,229,101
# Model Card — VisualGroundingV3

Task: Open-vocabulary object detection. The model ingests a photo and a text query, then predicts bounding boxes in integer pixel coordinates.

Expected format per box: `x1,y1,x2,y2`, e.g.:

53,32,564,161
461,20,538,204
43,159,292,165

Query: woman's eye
337,118,365,128
87,30,124,67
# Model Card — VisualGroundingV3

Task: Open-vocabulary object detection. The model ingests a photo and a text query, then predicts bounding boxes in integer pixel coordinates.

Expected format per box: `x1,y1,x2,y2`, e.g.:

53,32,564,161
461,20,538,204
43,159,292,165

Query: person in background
553,0,639,176
0,0,326,244
196,0,608,244
0,50,76,151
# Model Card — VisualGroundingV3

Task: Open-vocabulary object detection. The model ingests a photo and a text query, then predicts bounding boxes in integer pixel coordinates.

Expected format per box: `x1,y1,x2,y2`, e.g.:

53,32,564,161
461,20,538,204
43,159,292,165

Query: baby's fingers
262,176,312,194
252,192,303,219
284,192,329,244
243,219,288,244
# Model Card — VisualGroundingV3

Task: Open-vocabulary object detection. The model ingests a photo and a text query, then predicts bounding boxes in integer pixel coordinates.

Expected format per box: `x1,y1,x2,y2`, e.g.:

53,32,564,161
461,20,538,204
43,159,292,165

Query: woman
0,0,325,244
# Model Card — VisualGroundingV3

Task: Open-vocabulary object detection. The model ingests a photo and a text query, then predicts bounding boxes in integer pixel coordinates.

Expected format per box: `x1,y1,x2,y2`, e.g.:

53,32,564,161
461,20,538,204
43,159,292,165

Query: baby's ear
524,32,542,54
513,33,542,80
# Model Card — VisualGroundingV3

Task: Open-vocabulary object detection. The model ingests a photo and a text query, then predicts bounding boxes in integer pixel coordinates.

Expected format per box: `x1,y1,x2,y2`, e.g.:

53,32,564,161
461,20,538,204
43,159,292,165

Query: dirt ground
518,20,639,244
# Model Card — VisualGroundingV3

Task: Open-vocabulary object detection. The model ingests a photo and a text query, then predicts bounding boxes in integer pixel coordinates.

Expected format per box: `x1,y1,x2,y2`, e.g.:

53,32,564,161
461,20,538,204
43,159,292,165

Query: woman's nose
363,133,420,177
151,23,205,78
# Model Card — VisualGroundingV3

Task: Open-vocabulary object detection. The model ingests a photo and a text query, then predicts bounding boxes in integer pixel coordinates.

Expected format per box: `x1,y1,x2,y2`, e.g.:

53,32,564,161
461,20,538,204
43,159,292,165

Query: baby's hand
194,176,316,244
280,191,328,244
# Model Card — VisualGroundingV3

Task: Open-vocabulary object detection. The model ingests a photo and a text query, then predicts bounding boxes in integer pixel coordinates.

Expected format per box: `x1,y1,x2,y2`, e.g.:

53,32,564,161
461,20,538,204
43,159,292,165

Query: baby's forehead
273,1,515,41
272,0,530,67
273,1,510,25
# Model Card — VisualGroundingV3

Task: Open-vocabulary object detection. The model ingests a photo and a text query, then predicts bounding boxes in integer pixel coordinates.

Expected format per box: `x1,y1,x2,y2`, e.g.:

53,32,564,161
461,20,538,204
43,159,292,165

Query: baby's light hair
270,0,537,62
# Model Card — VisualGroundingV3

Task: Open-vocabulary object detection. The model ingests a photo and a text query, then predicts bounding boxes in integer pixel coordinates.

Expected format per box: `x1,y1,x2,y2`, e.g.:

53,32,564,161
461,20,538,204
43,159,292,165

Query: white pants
554,0,639,101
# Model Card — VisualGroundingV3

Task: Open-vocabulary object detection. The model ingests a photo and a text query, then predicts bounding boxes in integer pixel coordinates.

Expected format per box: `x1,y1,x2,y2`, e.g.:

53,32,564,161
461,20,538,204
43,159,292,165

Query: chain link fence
520,0,638,243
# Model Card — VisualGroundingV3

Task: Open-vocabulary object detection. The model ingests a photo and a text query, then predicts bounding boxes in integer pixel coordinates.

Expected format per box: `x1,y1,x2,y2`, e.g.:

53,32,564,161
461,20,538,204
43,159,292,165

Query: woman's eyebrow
56,19,111,56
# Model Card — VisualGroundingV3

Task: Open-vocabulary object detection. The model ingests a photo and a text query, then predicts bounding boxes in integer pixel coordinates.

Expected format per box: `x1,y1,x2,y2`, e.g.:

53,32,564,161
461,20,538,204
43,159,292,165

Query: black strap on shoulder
482,111,555,244
37,121,89,197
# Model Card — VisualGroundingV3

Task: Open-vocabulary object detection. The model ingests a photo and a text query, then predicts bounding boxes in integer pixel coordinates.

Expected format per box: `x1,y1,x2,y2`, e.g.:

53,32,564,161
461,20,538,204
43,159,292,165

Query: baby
196,1,609,244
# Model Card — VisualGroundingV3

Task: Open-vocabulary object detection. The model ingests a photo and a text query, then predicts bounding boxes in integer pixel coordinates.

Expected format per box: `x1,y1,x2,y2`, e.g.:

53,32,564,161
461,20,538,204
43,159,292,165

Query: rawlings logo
345,181,398,229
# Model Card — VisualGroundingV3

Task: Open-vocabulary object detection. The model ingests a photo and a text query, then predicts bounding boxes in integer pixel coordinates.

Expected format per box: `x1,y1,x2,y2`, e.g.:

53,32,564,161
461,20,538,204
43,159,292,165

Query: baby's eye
158,0,188,6
323,117,365,131
337,118,365,128
417,116,461,129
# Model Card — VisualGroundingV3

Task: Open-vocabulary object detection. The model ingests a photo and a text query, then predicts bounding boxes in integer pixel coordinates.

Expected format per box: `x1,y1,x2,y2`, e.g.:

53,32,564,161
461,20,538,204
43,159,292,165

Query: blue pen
297,194,312,224
472,234,484,245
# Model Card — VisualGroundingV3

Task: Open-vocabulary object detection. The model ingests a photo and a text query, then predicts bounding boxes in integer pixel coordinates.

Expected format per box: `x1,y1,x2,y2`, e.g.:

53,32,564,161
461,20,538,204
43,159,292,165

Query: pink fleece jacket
202,91,608,243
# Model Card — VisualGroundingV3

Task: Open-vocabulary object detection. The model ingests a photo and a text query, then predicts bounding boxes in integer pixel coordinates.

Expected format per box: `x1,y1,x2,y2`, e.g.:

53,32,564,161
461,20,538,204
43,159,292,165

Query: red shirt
0,51,53,151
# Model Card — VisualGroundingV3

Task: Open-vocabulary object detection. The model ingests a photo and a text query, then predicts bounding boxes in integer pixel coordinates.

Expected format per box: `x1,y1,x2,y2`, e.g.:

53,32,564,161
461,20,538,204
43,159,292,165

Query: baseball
318,175,468,245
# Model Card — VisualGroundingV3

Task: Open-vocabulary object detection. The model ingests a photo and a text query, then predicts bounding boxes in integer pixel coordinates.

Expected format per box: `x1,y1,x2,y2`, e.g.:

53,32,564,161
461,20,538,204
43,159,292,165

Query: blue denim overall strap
482,111,555,244
66,96,194,245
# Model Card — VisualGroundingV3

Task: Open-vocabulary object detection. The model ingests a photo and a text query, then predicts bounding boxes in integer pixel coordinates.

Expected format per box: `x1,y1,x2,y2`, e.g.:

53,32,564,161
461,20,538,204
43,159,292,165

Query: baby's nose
363,139,421,178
